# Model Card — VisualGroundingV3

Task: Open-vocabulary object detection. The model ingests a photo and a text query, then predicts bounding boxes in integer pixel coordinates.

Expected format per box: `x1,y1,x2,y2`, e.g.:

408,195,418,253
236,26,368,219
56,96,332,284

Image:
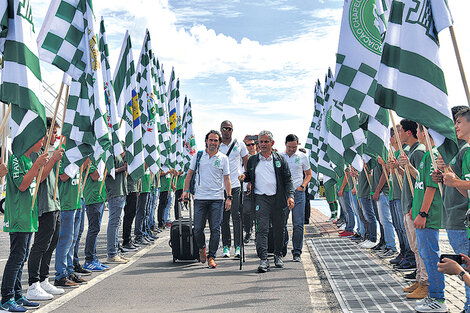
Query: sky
31,0,470,152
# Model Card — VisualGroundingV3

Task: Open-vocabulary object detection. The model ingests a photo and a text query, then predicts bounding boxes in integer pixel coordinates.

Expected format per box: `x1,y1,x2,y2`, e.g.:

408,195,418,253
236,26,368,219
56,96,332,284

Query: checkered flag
182,96,197,173
0,0,47,157
154,60,172,172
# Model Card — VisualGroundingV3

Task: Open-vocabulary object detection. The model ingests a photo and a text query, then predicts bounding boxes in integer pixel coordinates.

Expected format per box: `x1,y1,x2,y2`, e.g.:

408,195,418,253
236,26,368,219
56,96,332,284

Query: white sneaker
40,279,64,295
339,224,346,231
360,240,376,249
26,282,53,300
416,296,431,306
415,297,447,312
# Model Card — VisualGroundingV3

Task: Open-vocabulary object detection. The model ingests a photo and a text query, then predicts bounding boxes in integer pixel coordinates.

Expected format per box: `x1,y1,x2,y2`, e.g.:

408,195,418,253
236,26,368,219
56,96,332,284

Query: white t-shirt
219,139,248,189
281,151,309,188
190,150,230,200
254,154,277,196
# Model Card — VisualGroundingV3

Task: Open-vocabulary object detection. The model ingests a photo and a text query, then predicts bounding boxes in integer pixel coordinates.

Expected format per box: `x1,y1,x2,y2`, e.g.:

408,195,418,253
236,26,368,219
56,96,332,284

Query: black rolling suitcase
169,199,199,262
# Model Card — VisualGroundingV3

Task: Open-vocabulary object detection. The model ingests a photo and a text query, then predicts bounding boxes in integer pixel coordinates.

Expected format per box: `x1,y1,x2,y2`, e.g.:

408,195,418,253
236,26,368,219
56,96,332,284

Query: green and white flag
331,0,390,163
182,96,197,173
154,59,171,172
167,67,178,170
99,17,122,177
0,0,46,157
136,29,159,174
305,80,323,197
113,31,145,180
175,78,183,171
375,0,457,163
37,0,92,81
318,70,338,189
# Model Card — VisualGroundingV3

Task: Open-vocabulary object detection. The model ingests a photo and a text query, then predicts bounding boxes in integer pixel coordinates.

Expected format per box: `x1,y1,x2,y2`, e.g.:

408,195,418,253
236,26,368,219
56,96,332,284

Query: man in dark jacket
244,130,294,273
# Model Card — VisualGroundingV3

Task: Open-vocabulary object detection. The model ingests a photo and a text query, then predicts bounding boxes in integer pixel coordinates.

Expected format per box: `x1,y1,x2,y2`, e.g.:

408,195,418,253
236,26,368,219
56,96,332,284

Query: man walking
244,130,294,273
281,134,311,262
182,130,231,269
219,121,248,258
242,135,257,243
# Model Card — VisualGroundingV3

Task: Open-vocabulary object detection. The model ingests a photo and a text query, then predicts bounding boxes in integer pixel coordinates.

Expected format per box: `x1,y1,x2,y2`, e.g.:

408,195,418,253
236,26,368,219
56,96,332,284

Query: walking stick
239,179,245,270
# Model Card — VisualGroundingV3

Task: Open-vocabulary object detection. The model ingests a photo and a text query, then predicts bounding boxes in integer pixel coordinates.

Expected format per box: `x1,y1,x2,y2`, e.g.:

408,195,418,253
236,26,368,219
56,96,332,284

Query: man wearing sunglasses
219,121,249,258
243,130,294,273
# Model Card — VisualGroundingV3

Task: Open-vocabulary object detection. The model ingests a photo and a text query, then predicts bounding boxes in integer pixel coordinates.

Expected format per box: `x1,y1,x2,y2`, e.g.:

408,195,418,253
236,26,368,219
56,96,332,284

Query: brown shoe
406,283,428,299
54,277,79,288
403,281,419,293
199,248,207,263
69,273,87,285
208,257,217,269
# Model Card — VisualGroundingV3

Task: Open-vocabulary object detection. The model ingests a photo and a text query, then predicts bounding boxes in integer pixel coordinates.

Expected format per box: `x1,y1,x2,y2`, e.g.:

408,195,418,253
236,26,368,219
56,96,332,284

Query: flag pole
80,161,91,195
53,84,70,200
389,110,414,197
449,26,470,106
423,127,443,196
0,103,12,141
1,102,7,186
388,148,403,191
99,168,107,194
76,163,84,203
31,82,64,209
362,160,372,190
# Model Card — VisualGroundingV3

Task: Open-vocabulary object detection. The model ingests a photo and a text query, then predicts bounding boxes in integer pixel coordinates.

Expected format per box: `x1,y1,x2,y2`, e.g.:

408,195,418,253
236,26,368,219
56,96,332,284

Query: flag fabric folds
0,0,46,157
375,0,457,163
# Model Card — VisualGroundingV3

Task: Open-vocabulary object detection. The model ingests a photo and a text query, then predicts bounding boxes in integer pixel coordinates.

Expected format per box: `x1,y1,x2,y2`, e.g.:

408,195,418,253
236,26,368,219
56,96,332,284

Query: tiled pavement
308,204,468,312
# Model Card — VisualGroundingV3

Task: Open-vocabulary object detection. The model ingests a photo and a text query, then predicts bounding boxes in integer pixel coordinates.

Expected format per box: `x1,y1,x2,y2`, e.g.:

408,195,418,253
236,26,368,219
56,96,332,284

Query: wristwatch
226,195,233,200
459,270,467,281
418,211,429,218
299,185,305,190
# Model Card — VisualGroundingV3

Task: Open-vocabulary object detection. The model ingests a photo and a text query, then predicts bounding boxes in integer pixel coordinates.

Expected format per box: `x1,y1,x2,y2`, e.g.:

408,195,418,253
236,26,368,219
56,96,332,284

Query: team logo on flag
131,89,141,128
349,0,383,55
169,108,177,134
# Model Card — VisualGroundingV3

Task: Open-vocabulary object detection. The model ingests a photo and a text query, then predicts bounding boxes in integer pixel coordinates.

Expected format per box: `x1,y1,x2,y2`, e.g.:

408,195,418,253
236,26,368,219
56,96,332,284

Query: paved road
0,206,336,313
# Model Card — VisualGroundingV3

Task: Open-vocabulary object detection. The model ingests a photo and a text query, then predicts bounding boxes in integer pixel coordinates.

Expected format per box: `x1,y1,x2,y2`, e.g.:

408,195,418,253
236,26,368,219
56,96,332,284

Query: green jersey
141,170,151,193
160,174,171,192
127,175,140,194
58,159,81,211
176,174,185,191
460,148,470,237
411,149,442,229
83,163,106,205
442,140,469,230
371,163,389,196
105,155,127,199
3,154,38,232
357,170,371,199
401,142,426,214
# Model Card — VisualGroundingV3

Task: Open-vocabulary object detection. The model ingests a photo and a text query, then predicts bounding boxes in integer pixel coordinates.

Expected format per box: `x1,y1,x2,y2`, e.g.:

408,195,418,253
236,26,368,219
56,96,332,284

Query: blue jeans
416,228,445,301
135,193,149,240
194,200,224,258
107,196,126,257
84,202,105,263
447,229,470,311
376,194,396,251
148,188,158,229
390,199,414,260
348,191,364,236
359,197,376,242
284,190,305,256
1,232,32,303
341,192,355,232
73,199,85,267
55,210,77,280
164,191,173,223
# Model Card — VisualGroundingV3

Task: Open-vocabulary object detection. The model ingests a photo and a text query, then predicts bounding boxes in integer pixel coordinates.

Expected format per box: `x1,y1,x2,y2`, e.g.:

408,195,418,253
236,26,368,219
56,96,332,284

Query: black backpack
189,151,203,194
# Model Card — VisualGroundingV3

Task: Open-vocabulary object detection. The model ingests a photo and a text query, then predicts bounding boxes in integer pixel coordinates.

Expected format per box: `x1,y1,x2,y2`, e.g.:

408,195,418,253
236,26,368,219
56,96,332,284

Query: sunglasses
246,143,255,147
221,127,232,131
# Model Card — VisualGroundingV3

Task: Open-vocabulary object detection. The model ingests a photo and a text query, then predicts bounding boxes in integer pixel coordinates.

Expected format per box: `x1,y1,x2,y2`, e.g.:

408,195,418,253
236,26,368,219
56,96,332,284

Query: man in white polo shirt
182,130,231,269
281,134,311,262
219,121,249,258
244,130,295,273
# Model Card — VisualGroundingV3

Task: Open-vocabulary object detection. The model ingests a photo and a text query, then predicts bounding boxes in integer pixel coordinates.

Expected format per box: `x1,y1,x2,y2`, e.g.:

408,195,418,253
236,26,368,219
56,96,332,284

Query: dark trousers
135,193,149,240
1,232,32,303
122,192,138,245
28,210,61,285
221,187,241,247
255,194,285,260
304,190,310,223
243,191,254,234
173,189,183,220
158,190,169,227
